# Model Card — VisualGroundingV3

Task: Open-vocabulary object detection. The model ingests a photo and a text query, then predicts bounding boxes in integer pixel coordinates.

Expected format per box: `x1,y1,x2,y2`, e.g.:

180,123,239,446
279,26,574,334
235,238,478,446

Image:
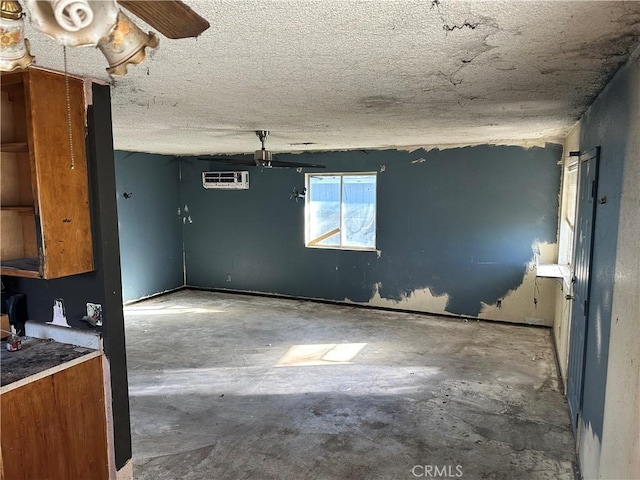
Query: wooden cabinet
1,353,110,480
1,68,93,279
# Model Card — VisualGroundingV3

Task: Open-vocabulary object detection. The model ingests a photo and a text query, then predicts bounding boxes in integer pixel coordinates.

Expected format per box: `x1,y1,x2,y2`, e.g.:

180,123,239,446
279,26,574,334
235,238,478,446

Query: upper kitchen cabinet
1,67,93,279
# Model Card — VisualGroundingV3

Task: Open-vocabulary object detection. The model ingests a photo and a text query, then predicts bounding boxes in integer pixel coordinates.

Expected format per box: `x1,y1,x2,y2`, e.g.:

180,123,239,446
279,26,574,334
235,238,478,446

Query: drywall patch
478,268,554,326
478,241,557,325
357,283,450,313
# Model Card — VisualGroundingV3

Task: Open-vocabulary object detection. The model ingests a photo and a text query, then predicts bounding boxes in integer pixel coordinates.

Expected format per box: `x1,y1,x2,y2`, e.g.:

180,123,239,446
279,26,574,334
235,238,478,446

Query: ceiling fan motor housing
254,149,273,162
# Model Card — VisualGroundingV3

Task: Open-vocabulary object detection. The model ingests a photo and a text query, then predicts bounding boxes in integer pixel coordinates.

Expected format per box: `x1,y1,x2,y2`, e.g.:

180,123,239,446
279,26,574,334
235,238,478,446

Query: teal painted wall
574,50,639,461
181,144,561,318
114,152,183,302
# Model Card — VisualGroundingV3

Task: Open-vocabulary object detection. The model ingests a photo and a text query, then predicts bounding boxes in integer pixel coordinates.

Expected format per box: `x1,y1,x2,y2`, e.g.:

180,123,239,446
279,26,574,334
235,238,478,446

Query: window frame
564,161,579,229
304,172,378,251
557,158,579,267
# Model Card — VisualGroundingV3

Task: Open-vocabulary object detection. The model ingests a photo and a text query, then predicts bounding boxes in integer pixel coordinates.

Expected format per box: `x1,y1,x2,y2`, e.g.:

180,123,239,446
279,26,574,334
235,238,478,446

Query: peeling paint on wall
372,145,561,318
352,283,450,313
579,421,602,477
479,242,557,325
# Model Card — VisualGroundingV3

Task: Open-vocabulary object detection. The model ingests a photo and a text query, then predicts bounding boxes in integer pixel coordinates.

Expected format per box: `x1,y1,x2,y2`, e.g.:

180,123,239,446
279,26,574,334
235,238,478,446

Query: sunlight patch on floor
275,343,367,367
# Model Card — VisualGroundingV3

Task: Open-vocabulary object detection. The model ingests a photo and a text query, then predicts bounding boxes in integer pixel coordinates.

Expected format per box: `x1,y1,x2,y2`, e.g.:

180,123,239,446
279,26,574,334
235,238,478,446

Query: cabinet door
26,69,94,278
1,355,110,479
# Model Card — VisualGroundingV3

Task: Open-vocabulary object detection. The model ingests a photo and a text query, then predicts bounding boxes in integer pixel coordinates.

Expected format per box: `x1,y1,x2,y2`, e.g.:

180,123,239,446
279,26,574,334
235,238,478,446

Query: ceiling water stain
358,95,402,111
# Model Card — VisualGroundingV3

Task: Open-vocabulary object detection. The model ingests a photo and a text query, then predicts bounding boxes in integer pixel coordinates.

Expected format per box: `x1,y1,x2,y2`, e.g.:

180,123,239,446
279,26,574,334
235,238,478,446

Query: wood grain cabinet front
0,354,110,480
1,68,93,279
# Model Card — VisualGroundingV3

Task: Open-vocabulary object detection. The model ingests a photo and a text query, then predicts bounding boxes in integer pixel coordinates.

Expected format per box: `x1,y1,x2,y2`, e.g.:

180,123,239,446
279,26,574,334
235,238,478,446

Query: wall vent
202,171,249,190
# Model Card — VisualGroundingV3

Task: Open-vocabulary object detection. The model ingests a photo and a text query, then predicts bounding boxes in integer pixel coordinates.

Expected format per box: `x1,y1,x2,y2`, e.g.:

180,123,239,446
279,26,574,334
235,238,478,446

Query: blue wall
575,54,638,445
181,145,561,318
114,152,183,302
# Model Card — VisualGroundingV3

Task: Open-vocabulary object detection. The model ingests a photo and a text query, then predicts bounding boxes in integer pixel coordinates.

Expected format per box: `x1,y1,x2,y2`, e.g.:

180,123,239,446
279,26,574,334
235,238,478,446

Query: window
558,160,579,266
305,173,377,250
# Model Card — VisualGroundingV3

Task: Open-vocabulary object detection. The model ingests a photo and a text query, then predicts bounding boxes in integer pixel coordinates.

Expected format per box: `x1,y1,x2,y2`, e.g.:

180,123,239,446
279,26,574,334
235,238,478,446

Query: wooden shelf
1,257,40,278
1,142,28,153
0,268,40,278
0,71,25,86
1,206,34,213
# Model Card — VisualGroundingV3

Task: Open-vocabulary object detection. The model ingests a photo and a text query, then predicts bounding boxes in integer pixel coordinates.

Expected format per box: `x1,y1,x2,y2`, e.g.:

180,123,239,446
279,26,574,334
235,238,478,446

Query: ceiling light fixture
97,9,158,76
0,0,35,71
25,0,118,47
23,0,158,76
3,0,208,76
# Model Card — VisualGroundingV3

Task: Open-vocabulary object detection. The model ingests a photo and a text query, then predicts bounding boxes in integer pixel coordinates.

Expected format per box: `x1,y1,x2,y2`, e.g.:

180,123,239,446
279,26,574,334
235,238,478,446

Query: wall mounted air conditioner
202,171,249,190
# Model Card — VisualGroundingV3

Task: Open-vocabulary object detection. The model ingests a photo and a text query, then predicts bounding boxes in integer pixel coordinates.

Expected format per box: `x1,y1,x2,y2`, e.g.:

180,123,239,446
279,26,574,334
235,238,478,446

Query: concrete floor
125,290,576,480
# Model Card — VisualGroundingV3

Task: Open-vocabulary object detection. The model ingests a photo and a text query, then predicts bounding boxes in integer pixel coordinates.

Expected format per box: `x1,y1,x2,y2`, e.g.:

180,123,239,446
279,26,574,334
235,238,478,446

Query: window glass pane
342,175,376,248
308,175,341,246
565,165,578,228
306,173,377,250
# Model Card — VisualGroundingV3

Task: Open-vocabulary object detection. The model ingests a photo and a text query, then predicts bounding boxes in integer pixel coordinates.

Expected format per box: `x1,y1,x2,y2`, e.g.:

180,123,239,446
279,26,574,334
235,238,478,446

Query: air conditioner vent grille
202,171,249,190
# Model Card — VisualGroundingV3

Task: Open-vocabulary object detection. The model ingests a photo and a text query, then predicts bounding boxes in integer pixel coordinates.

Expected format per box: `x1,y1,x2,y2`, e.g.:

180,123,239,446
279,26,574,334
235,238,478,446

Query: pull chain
63,46,75,170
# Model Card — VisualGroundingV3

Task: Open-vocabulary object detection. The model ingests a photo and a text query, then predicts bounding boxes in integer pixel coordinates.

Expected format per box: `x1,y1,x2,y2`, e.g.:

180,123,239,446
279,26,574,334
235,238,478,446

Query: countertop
0,337,96,386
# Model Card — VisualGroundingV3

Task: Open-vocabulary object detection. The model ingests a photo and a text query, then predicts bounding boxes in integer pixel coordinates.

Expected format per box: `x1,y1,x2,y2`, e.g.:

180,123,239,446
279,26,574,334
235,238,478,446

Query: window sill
536,264,572,291
305,244,377,252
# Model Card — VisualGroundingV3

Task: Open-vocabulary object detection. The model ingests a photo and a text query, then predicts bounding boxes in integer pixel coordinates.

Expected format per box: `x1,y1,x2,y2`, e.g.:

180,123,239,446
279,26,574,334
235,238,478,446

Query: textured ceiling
22,1,640,155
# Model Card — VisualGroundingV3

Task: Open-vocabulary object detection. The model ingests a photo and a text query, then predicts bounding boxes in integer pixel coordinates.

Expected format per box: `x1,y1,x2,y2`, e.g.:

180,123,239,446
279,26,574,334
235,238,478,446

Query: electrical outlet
86,303,103,326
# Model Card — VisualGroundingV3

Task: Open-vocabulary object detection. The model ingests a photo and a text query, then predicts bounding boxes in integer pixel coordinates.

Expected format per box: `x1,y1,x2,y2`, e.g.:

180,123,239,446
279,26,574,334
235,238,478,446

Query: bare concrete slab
125,289,575,479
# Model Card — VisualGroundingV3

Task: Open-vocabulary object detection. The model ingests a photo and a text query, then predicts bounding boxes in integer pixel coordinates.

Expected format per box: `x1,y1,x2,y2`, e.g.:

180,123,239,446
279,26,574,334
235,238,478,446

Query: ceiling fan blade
197,157,256,166
118,0,210,39
267,160,326,169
